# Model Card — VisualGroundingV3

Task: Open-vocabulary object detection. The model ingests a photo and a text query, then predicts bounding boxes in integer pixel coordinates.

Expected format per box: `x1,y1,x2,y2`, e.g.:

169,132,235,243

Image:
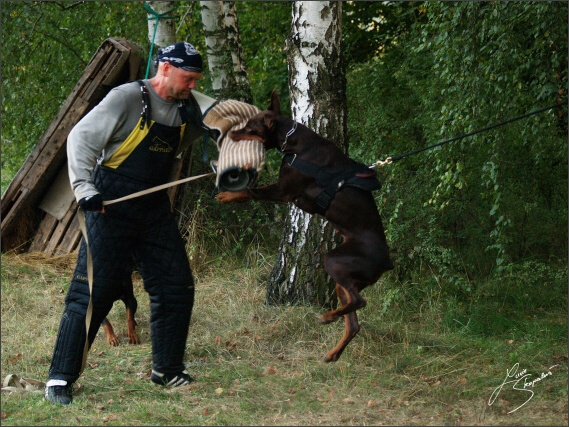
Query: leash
102,172,214,206
77,171,214,372
371,101,566,168
77,209,94,376
2,374,45,394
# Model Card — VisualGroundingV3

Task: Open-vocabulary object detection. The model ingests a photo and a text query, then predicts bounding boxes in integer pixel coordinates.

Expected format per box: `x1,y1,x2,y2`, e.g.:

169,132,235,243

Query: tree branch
39,31,88,67
53,1,86,11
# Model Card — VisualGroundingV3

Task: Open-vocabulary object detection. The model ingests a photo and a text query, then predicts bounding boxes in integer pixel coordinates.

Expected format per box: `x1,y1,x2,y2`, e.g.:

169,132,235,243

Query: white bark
267,1,344,306
287,1,344,135
146,1,177,48
200,1,252,101
285,1,339,286
200,1,229,93
222,1,251,91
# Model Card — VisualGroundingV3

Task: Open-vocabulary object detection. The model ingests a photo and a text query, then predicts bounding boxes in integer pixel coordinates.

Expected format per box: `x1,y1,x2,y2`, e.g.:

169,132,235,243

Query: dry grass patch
1,251,567,426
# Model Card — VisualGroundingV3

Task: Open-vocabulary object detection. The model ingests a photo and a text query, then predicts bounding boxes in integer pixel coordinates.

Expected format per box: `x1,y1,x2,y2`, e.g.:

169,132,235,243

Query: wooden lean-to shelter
1,38,145,255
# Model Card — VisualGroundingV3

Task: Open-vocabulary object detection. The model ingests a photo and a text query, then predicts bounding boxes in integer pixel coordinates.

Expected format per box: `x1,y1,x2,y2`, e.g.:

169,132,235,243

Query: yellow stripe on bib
104,118,153,169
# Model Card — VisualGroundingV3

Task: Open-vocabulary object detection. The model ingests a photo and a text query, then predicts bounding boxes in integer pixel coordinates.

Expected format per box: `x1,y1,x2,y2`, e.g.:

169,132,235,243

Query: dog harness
283,153,382,211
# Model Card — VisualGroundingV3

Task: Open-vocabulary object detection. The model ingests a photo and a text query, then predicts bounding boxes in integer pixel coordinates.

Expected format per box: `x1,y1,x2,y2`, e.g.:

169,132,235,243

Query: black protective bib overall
49,83,195,382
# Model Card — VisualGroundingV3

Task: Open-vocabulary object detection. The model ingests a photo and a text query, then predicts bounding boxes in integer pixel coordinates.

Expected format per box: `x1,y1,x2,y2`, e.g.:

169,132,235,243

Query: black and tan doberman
216,90,393,362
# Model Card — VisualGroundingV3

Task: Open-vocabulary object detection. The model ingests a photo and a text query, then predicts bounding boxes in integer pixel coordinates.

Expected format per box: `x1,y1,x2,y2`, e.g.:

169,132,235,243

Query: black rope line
384,101,566,164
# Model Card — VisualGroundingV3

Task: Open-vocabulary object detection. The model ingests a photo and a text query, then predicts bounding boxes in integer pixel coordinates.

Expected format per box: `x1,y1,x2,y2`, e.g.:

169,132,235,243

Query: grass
1,247,567,426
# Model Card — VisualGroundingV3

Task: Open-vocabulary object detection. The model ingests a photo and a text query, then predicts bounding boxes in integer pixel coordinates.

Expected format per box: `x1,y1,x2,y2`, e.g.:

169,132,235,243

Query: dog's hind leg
123,293,140,345
318,282,366,324
319,287,366,323
319,246,367,324
322,285,362,362
126,307,140,344
102,318,120,346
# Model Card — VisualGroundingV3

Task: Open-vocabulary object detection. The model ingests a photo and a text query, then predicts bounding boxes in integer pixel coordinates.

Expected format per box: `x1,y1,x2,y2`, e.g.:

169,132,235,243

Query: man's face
165,62,202,100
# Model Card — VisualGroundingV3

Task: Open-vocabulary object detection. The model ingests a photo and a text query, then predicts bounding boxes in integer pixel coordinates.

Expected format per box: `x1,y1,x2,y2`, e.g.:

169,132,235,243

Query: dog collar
280,121,298,151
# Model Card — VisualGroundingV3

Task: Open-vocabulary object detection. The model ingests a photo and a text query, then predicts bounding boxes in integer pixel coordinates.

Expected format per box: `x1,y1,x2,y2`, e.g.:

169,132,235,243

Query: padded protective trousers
48,167,194,383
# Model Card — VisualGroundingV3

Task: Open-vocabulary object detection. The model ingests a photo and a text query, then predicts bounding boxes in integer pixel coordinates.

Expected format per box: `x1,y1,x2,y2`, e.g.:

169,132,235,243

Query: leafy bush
347,1,567,294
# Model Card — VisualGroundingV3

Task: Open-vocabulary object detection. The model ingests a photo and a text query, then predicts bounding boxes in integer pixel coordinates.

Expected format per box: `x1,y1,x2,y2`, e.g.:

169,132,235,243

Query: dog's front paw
216,192,232,204
128,331,141,345
216,190,249,204
107,335,120,346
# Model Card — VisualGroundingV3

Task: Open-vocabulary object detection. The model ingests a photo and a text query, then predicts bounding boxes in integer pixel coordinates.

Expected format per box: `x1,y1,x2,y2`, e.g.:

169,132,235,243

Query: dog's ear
269,89,281,116
263,111,275,129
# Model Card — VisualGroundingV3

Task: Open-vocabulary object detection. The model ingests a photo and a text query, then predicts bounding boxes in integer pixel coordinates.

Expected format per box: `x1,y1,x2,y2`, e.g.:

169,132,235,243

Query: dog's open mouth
229,131,265,143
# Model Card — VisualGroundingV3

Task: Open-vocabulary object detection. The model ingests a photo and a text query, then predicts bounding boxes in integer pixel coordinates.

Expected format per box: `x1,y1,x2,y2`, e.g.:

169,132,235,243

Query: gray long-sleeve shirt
67,80,202,202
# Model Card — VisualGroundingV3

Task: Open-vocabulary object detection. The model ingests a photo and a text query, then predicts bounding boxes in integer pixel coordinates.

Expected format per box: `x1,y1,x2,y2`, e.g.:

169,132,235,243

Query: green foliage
234,2,291,112
1,1,148,193
443,260,568,338
407,1,568,273
343,1,425,64
348,1,567,294
175,2,291,110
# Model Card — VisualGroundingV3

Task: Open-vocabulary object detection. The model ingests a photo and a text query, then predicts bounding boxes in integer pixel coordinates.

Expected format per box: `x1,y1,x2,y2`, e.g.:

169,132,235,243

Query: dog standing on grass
216,90,394,362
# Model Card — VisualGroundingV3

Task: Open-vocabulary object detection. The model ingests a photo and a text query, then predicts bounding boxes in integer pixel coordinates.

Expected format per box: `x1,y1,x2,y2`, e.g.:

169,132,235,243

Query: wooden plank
80,43,123,99
122,40,145,81
44,205,77,256
20,100,89,191
56,210,82,255
2,96,87,233
80,42,116,85
81,72,111,100
1,187,31,239
28,213,58,253
0,189,42,254
1,39,129,214
0,188,25,231
102,46,130,86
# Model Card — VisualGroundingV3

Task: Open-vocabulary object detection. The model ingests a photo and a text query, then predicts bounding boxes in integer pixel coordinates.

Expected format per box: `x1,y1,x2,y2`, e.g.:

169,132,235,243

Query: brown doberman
216,90,393,362
101,278,140,346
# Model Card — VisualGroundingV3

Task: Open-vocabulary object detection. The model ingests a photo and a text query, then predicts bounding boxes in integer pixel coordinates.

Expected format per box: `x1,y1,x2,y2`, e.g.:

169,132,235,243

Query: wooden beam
1,38,144,254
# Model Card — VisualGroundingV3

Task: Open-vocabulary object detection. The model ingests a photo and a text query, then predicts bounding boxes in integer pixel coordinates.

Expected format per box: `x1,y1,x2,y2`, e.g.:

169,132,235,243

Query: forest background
1,1,567,426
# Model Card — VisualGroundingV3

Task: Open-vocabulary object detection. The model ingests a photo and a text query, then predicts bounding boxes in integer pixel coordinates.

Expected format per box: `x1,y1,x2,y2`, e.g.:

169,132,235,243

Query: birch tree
146,1,177,47
144,1,177,80
266,1,346,307
200,1,253,102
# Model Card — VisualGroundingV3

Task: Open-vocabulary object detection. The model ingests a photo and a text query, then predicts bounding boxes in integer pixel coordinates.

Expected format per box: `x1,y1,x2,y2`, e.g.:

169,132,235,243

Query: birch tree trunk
222,2,252,102
145,1,177,80
266,1,346,308
146,1,177,47
200,1,253,102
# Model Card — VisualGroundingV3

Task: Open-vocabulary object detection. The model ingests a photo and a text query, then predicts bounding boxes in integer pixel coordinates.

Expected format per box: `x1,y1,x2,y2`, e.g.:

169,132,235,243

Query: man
45,42,205,405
